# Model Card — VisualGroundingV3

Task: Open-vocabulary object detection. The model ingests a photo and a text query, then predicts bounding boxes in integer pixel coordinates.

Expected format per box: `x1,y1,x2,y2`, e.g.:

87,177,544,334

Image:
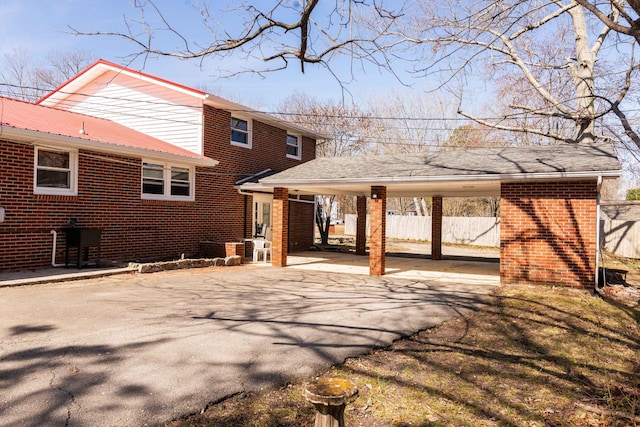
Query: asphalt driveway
0,263,496,426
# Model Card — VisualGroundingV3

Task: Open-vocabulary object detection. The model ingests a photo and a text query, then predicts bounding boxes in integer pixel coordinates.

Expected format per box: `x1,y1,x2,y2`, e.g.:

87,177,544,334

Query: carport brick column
272,187,289,267
500,181,597,288
356,196,367,256
432,196,443,260
369,186,386,276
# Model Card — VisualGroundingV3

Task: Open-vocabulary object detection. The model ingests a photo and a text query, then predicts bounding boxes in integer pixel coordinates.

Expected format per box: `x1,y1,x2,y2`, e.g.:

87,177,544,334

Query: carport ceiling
248,143,621,198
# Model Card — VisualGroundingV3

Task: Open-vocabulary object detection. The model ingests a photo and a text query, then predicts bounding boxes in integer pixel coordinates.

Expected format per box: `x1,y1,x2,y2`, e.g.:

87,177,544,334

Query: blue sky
0,0,417,108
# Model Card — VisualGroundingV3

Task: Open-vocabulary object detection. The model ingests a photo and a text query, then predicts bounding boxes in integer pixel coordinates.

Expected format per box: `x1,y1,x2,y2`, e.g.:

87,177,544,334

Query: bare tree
403,1,640,148
71,0,403,93
0,48,94,102
277,93,374,244
77,0,640,152
0,49,39,101
573,0,640,44
364,90,460,216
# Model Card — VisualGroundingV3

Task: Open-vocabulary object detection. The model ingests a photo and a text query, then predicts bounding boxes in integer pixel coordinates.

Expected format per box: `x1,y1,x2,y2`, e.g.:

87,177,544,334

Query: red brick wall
500,180,598,288
0,141,221,270
288,197,315,252
202,105,316,254
0,106,316,271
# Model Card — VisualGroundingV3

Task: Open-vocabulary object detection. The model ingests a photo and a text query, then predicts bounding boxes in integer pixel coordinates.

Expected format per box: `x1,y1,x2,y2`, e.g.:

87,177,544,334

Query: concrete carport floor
0,261,497,427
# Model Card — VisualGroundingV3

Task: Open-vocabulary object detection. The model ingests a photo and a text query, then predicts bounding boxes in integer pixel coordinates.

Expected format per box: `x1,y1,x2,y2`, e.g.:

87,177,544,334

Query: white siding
60,71,203,154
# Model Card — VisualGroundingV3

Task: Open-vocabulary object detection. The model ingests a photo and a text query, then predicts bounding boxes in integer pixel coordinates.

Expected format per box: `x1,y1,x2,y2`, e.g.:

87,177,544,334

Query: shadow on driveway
0,263,496,426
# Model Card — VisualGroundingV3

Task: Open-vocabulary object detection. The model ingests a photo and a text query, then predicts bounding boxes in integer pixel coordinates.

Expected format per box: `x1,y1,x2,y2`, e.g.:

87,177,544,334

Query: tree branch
457,109,576,143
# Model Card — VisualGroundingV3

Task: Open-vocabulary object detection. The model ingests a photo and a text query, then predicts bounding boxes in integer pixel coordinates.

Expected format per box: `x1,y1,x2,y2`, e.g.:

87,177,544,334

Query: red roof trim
2,96,216,166
37,59,206,105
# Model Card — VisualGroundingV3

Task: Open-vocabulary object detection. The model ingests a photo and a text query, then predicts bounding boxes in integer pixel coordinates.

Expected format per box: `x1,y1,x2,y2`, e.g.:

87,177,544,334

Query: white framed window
231,116,252,148
286,134,301,160
34,147,78,196
142,161,194,201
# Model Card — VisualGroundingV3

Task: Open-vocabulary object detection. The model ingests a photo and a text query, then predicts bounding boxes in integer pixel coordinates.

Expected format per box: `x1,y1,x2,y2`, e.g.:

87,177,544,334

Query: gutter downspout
595,175,603,294
50,230,65,267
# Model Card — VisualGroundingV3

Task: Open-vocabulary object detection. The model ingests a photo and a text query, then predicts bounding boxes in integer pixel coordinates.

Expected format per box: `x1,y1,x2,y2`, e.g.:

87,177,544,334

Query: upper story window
286,134,301,160
34,147,78,196
142,161,194,201
231,116,252,148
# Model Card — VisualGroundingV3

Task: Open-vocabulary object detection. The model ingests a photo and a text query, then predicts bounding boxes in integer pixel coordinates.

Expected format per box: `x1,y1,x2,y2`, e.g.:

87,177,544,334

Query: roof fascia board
204,94,328,140
2,126,218,167
262,170,621,187
39,59,206,106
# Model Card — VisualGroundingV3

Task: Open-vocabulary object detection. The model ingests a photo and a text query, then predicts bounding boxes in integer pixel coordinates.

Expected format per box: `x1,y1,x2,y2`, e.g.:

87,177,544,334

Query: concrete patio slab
288,251,500,286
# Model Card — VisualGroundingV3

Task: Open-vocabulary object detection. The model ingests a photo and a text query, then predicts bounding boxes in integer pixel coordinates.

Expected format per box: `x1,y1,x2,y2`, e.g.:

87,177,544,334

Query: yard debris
600,283,640,306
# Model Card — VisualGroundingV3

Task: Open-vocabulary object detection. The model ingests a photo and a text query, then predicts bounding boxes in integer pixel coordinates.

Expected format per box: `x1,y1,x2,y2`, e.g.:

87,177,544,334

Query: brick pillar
431,196,443,260
355,196,367,255
369,186,386,275
272,187,289,267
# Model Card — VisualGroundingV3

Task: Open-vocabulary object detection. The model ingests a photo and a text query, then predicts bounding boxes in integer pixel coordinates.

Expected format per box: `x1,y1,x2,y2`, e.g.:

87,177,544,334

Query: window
170,166,190,196
286,134,301,160
142,162,194,200
34,147,77,195
231,117,252,148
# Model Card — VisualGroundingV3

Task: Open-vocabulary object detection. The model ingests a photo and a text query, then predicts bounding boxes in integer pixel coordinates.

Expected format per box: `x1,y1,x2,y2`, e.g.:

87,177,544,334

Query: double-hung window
142,161,194,201
286,134,301,160
231,116,252,148
34,147,78,195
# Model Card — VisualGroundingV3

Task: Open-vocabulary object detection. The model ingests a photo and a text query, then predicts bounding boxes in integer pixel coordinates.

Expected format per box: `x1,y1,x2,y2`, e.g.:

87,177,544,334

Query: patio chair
252,239,271,263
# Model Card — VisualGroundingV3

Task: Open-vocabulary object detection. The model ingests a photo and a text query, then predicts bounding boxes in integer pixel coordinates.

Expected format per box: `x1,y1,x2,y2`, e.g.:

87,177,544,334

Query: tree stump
304,378,358,427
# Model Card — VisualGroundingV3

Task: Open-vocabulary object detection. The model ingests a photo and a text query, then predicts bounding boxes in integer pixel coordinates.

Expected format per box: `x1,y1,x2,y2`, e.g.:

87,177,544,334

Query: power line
3,82,638,125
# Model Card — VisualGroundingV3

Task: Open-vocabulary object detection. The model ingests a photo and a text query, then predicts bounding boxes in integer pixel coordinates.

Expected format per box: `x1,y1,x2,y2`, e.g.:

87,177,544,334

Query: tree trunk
315,196,332,245
569,3,597,143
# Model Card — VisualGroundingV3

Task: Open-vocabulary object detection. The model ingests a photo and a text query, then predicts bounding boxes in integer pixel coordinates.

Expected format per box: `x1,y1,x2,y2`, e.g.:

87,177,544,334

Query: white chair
252,239,272,263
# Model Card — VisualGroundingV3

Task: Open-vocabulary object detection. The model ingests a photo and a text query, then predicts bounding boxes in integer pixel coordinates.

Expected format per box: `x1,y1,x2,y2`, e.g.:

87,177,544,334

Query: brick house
0,60,321,272
252,144,621,288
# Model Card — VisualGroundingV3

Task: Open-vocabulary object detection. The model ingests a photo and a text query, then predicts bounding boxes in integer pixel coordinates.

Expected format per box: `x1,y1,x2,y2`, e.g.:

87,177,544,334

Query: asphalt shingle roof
263,143,620,182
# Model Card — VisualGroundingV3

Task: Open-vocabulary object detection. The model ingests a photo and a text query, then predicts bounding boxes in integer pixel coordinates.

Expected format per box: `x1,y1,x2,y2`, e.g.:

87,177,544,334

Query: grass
163,265,640,427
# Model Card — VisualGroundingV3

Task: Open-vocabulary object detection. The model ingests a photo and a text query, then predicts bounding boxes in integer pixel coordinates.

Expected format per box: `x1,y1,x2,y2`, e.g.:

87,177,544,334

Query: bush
626,188,640,200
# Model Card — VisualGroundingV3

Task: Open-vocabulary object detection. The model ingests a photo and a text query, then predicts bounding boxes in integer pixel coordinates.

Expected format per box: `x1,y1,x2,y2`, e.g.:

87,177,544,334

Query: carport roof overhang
242,143,622,197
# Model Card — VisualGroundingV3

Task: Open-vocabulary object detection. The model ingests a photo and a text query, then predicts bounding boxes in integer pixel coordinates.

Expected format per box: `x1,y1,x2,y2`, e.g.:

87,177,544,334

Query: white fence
600,220,640,259
344,214,501,247
344,214,640,258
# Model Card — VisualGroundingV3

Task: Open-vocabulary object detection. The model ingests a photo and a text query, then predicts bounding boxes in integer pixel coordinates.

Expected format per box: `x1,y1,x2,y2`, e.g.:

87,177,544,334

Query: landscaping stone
224,255,242,266
130,258,227,274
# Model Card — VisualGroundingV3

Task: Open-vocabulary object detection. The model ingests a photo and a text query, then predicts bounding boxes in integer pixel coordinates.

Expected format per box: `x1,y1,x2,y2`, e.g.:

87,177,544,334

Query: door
253,194,273,240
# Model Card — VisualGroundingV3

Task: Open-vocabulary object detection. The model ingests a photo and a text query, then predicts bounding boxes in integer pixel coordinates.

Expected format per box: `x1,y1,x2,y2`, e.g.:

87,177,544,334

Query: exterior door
253,194,273,240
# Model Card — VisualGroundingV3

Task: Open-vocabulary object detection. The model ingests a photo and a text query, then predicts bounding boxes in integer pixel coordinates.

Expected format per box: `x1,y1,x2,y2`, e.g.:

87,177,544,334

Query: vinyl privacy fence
344,214,501,247
600,219,640,259
343,214,640,258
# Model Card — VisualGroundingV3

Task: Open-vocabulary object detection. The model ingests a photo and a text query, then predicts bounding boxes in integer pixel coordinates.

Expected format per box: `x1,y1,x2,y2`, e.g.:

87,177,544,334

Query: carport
244,143,621,288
